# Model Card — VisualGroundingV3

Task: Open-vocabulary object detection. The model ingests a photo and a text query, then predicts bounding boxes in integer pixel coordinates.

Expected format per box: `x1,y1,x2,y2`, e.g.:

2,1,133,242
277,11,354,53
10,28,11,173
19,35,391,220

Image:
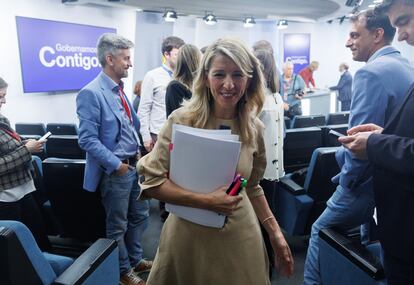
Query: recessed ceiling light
203,13,217,25
243,17,256,28
163,10,178,22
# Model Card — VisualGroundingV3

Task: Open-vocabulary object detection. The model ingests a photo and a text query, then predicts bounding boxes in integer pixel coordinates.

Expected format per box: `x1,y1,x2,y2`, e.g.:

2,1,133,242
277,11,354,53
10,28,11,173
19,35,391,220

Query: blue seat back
15,123,46,136
291,114,326,128
45,135,85,159
326,111,350,125
46,123,78,135
319,228,387,285
0,220,56,285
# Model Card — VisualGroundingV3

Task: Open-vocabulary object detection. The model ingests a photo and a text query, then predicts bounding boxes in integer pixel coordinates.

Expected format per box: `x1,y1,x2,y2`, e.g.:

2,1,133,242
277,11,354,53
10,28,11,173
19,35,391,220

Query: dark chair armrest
280,176,305,195
53,238,117,285
319,228,385,280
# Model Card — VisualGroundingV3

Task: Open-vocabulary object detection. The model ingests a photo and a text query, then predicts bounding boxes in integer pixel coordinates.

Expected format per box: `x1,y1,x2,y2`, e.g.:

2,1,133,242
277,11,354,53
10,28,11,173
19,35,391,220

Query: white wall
173,18,279,54
0,0,136,126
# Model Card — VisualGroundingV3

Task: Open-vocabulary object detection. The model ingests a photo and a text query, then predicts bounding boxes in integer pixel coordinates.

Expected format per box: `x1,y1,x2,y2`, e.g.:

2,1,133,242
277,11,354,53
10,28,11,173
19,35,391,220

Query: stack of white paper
166,124,241,228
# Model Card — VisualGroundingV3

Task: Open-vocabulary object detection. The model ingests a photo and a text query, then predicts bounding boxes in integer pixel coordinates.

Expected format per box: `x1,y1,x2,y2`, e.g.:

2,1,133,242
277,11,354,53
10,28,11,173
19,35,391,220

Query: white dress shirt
137,65,172,142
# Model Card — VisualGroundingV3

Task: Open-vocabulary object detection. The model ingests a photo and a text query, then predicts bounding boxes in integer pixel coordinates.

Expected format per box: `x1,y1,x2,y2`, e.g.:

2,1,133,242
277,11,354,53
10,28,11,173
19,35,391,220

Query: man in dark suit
330,63,353,111
339,1,414,283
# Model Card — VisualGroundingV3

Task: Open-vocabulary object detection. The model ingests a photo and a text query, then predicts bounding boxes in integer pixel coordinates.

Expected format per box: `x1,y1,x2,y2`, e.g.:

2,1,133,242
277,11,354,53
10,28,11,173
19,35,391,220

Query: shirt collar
162,64,174,77
367,45,397,63
100,71,123,92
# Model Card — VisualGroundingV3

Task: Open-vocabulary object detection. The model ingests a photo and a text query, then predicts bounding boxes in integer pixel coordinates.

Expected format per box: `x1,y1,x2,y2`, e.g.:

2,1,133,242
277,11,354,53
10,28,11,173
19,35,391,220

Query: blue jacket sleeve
336,69,388,189
76,88,121,175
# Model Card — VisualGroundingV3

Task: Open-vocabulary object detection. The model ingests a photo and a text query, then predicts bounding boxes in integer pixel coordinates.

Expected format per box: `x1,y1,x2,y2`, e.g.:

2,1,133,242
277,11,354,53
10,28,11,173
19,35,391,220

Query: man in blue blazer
330,63,353,111
339,1,414,283
303,9,414,285
76,33,150,285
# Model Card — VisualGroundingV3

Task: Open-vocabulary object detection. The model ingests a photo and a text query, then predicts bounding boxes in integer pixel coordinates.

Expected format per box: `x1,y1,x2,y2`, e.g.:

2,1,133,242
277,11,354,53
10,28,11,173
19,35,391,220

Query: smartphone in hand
38,131,52,142
329,129,344,139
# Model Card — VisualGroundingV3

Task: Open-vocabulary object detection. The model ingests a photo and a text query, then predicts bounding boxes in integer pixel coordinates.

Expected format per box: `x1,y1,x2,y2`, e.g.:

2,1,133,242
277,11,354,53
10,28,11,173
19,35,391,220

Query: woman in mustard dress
137,38,294,285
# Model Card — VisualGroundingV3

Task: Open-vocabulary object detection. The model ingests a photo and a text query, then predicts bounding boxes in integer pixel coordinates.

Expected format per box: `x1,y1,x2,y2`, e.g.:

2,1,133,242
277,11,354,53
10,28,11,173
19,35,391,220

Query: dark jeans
100,168,150,274
0,192,50,251
384,251,414,285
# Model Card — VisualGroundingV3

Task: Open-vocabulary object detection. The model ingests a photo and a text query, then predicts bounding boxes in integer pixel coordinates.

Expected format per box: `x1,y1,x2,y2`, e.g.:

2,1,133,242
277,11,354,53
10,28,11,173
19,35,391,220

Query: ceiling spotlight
277,20,288,30
163,10,177,22
203,13,217,25
243,17,256,28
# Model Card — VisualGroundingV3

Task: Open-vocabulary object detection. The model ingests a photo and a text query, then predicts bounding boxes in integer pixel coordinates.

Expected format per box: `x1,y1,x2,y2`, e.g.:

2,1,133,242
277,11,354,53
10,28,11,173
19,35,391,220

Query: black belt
122,155,138,166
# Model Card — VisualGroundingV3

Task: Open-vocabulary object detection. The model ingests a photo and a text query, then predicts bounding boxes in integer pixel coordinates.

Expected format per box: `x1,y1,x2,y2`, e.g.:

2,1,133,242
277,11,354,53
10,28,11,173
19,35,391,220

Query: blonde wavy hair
182,38,265,146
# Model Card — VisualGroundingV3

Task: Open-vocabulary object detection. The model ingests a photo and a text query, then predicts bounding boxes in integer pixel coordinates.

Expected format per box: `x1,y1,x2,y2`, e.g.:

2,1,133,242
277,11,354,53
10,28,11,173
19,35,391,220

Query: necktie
118,84,132,122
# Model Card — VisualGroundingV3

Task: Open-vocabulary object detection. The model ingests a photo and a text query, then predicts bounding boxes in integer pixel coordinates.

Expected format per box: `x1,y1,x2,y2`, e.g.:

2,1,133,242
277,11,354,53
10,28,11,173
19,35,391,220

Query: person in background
330,63,353,111
254,49,286,279
161,44,201,221
282,61,306,118
299,61,319,89
252,40,285,102
132,80,142,113
165,44,201,117
338,1,414,283
0,76,50,251
303,9,414,285
137,38,293,285
137,36,185,153
76,34,151,285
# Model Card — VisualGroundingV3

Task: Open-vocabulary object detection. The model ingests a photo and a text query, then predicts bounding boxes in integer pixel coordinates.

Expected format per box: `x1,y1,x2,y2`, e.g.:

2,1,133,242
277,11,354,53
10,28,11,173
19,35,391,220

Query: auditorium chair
284,116,291,129
42,158,105,242
283,127,323,173
319,228,387,285
0,220,119,285
46,123,78,135
326,111,350,125
275,147,340,236
30,156,61,236
15,122,46,136
45,135,85,159
290,114,326,128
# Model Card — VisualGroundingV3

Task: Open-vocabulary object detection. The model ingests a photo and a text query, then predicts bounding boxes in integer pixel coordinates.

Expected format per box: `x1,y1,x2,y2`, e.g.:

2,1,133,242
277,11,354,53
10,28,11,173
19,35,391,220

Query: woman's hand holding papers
206,186,243,216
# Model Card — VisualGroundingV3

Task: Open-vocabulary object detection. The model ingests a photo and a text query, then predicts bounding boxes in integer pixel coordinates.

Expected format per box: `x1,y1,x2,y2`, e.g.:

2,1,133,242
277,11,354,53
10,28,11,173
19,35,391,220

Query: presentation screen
16,16,116,93
283,33,310,74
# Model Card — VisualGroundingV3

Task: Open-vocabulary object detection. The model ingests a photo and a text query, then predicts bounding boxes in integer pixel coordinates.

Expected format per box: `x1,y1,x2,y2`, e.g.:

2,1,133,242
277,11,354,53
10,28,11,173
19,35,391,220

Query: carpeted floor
141,200,307,285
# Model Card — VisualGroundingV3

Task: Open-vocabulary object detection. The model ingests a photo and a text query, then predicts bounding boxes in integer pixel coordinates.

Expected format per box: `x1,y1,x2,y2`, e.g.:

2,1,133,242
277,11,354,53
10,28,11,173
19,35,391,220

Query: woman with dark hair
165,44,201,117
0,76,50,250
254,49,286,277
138,38,293,285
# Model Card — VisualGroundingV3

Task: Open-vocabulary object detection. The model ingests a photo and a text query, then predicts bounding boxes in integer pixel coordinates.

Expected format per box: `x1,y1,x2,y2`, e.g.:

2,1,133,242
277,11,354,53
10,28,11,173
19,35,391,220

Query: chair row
284,111,350,129
15,122,78,136
284,124,347,173
20,135,85,160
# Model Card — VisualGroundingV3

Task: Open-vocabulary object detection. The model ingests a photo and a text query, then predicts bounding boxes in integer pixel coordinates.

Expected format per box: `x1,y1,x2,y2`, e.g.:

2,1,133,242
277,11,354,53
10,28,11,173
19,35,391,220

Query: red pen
227,174,247,196
226,174,241,195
